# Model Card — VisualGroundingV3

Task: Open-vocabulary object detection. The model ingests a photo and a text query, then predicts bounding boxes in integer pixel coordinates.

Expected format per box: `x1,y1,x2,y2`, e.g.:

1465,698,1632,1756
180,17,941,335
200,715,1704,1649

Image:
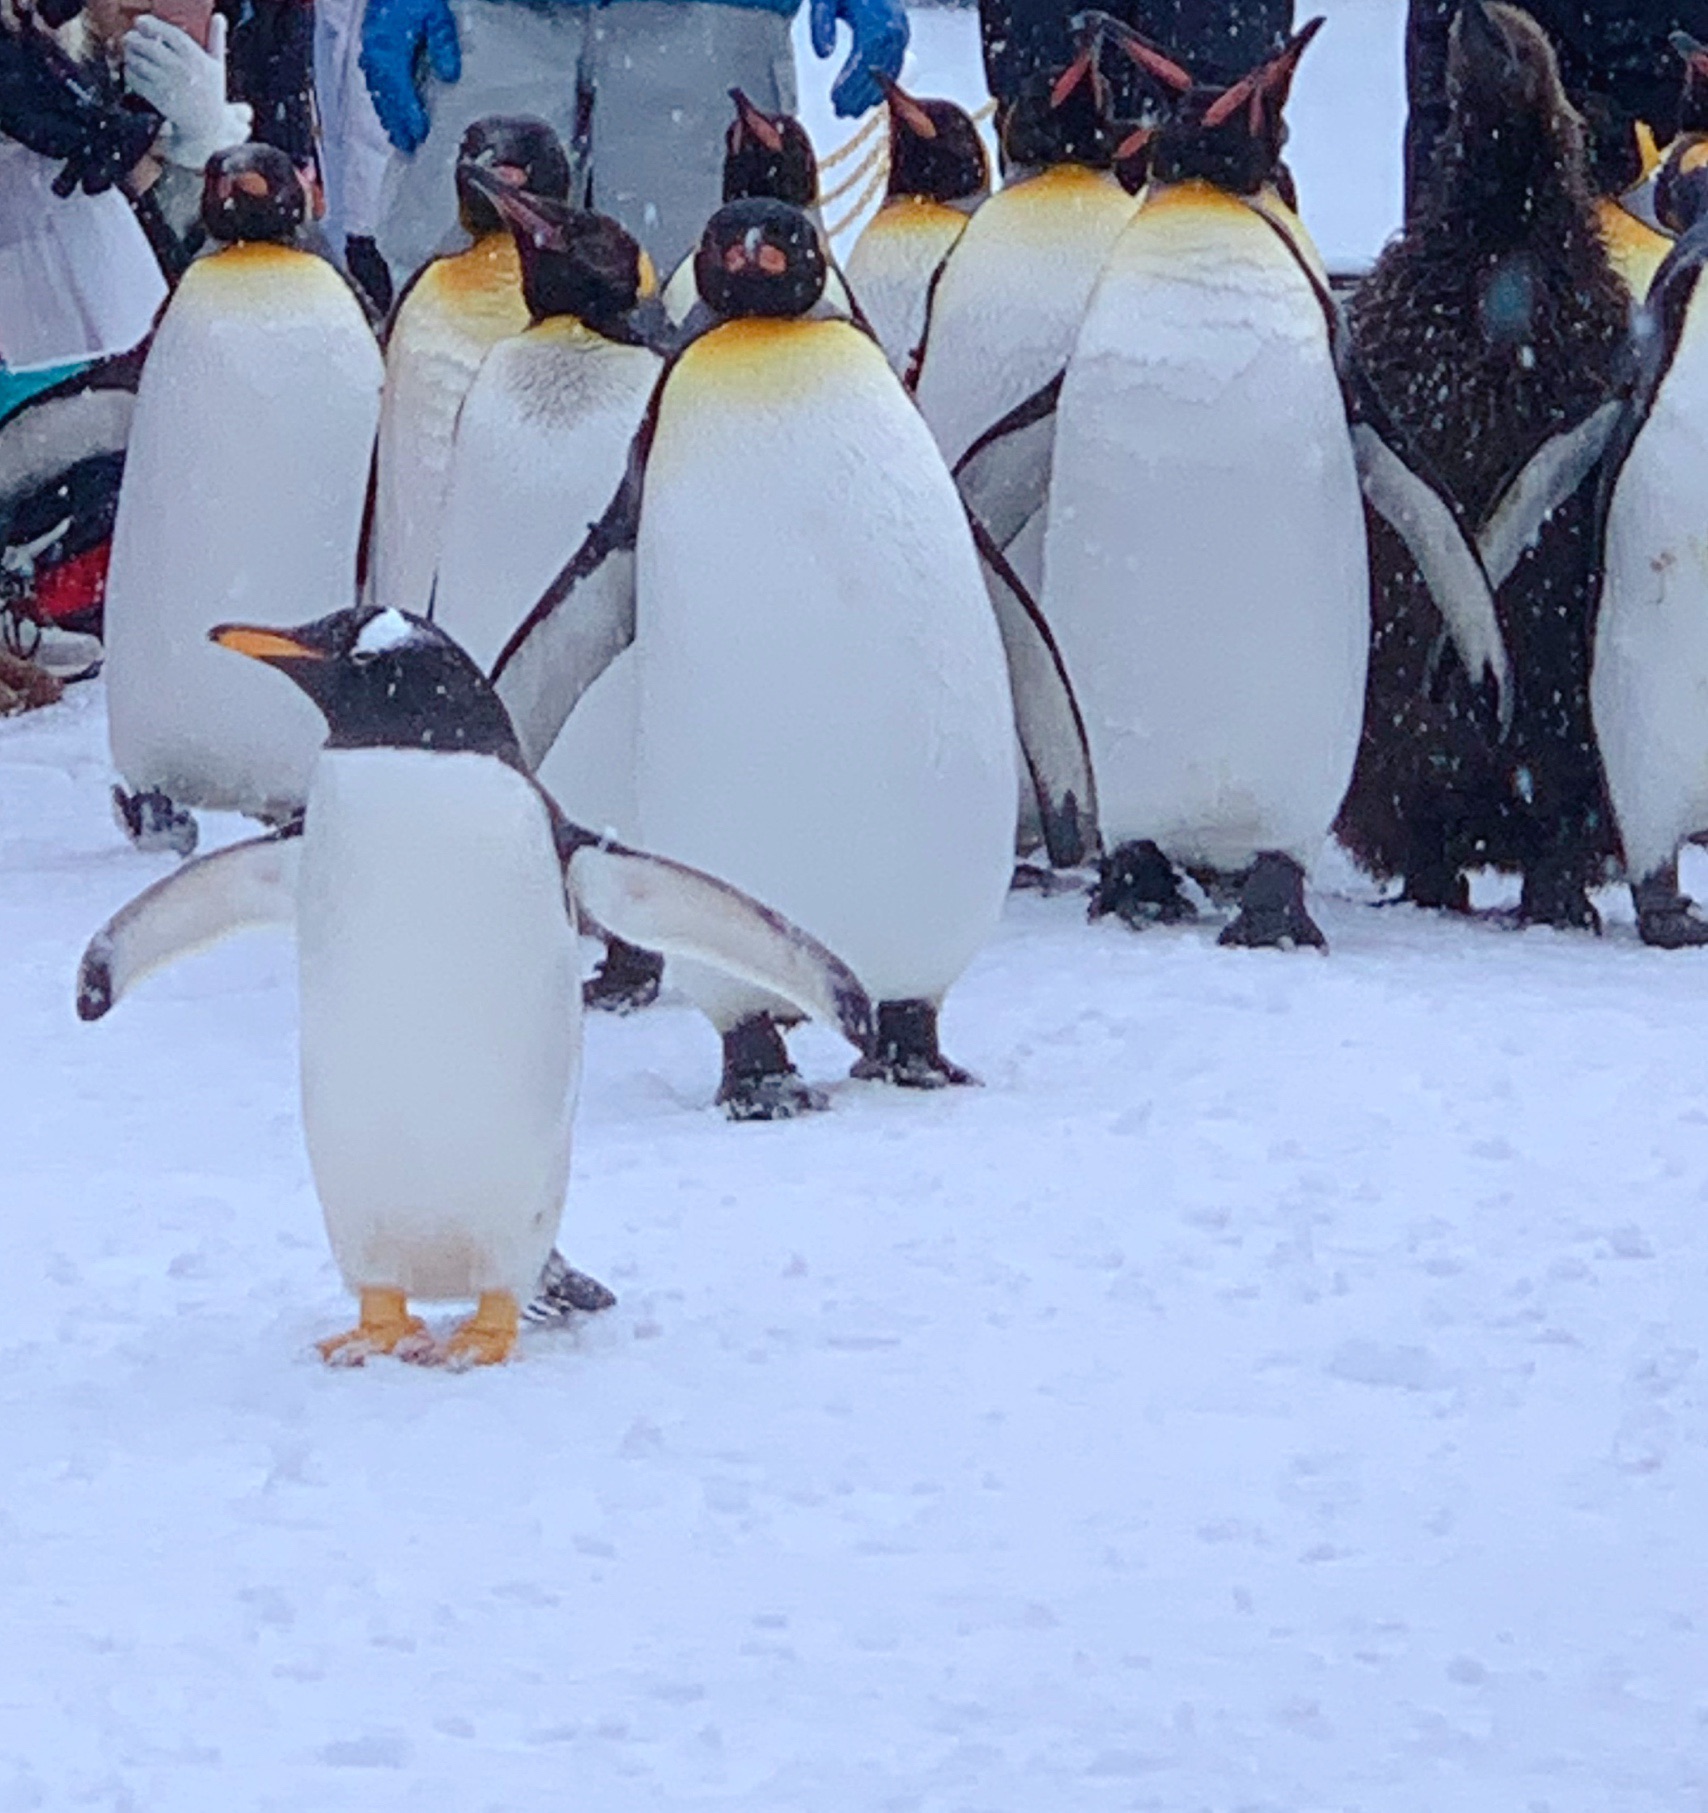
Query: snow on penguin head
209,606,523,761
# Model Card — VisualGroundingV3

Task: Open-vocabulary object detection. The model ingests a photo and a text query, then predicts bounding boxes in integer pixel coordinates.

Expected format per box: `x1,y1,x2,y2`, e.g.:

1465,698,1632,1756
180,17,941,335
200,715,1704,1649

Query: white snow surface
4,680,1705,1807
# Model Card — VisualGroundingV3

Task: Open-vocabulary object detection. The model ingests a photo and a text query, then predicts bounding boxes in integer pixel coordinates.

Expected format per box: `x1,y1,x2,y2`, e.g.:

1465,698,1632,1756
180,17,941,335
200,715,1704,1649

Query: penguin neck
1431,115,1595,258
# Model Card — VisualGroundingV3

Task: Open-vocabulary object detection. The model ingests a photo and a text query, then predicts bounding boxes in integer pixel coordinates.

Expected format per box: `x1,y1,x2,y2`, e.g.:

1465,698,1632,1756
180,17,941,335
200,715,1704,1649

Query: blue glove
809,0,907,119
360,0,461,155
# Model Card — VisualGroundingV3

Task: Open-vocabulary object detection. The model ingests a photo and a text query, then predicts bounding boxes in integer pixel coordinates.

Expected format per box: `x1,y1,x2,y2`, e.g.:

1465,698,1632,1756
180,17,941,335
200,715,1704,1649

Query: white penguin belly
1593,337,1708,879
913,166,1138,467
844,199,969,377
1044,192,1369,872
296,748,581,1300
104,251,382,818
434,326,661,837
370,245,529,618
635,320,1015,1013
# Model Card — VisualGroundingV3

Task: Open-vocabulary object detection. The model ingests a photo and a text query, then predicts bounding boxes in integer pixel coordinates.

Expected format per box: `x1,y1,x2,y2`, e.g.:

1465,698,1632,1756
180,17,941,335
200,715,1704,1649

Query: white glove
123,13,252,172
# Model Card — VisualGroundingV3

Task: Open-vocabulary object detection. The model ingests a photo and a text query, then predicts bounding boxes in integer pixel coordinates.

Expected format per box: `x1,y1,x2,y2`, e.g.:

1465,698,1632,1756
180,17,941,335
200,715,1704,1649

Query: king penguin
104,147,382,856
432,175,667,1007
910,27,1140,547
1656,34,1708,235
843,77,991,380
1582,96,1674,305
1338,1,1630,929
77,604,874,1364
490,198,1093,1116
661,90,853,328
1590,216,1708,945
954,13,1513,946
369,116,572,621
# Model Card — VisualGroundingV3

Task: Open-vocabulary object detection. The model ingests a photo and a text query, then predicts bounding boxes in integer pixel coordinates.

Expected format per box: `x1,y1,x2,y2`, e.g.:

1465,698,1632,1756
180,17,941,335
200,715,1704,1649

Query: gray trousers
374,0,797,281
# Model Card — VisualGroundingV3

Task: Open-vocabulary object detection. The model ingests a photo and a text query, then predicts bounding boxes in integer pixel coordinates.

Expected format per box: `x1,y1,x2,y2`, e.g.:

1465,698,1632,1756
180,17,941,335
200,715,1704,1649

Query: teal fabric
0,358,90,425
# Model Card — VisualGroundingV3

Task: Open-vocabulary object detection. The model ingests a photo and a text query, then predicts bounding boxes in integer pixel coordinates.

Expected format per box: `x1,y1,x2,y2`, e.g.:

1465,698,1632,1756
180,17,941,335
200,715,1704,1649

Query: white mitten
124,13,252,171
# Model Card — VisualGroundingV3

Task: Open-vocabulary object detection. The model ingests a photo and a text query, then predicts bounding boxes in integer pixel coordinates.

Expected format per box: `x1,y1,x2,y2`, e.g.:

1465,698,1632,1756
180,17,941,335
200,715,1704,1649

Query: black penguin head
1675,31,1708,136
201,145,306,246
1093,13,1322,199
997,33,1121,173
454,116,572,239
723,90,818,207
694,198,827,319
209,607,523,764
467,169,651,330
878,77,989,205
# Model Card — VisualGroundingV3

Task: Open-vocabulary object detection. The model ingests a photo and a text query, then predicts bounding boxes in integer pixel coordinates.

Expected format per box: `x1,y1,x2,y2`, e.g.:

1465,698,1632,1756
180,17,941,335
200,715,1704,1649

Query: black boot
111,785,198,857
1219,851,1327,950
1090,839,1195,928
583,937,664,1013
1519,864,1601,933
1632,859,1708,948
718,1014,827,1122
851,999,977,1088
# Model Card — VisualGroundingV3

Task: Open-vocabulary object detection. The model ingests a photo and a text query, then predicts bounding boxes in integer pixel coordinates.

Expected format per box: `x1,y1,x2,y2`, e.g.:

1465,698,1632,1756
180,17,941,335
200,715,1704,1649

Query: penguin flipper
561,835,874,1055
951,373,1063,551
1478,399,1625,593
490,424,649,770
1349,421,1513,732
968,511,1098,869
76,827,302,1022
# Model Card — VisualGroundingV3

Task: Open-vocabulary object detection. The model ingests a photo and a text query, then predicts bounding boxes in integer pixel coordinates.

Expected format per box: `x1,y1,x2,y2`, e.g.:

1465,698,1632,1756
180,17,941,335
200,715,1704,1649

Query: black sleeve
0,25,157,193
218,0,316,167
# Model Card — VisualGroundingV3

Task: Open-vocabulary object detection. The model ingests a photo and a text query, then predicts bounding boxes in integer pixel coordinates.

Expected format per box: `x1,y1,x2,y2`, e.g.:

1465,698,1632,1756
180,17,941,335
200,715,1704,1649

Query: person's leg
373,0,586,281
584,0,796,277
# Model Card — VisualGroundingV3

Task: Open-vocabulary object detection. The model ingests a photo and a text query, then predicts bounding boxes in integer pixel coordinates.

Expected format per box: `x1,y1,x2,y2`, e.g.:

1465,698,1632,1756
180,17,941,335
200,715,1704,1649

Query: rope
819,138,888,208
818,108,885,169
826,159,891,240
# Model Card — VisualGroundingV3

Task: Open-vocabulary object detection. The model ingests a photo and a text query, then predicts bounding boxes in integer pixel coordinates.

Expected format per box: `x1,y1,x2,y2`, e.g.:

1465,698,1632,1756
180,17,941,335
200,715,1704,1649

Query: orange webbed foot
427,1291,521,1369
318,1287,429,1366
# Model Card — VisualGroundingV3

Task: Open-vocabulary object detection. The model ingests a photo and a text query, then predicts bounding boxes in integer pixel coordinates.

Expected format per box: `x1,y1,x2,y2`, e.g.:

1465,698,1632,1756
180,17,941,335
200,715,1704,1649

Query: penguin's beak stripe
210,625,326,662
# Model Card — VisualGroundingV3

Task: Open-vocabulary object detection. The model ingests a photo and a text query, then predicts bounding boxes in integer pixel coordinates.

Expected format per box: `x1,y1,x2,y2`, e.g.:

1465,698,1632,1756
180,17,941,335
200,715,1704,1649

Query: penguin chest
103,253,382,817
1046,195,1369,867
914,167,1139,466
844,200,969,377
296,749,581,1299
1594,319,1708,875
634,321,1015,1001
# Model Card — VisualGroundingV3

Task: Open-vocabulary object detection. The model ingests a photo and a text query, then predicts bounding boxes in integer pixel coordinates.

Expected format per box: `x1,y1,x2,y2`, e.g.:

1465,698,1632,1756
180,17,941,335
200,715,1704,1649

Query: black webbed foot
1090,839,1196,929
583,937,664,1013
1219,851,1327,950
1633,862,1708,947
1400,863,1470,913
523,1249,618,1325
718,1014,827,1122
111,785,198,857
850,999,977,1089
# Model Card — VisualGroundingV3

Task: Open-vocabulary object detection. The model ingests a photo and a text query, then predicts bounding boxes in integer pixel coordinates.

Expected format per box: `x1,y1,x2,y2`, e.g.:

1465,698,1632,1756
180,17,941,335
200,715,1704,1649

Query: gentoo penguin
955,13,1513,947
843,78,991,380
1590,219,1708,945
432,175,666,1009
77,604,874,1364
1338,1,1630,929
492,198,1092,1115
369,117,572,621
661,90,854,328
910,29,1140,522
104,147,383,857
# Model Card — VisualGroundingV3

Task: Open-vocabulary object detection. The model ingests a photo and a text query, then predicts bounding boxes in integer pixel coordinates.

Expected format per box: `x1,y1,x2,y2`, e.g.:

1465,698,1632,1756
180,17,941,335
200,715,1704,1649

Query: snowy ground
4,679,1705,1810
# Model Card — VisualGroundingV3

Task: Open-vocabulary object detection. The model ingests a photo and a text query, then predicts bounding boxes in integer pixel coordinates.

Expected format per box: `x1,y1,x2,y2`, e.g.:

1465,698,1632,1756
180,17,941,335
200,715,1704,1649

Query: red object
31,540,110,624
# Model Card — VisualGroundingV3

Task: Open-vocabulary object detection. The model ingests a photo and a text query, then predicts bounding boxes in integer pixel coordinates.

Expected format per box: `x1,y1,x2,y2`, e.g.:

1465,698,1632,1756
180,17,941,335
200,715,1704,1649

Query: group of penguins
75,1,1708,1363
